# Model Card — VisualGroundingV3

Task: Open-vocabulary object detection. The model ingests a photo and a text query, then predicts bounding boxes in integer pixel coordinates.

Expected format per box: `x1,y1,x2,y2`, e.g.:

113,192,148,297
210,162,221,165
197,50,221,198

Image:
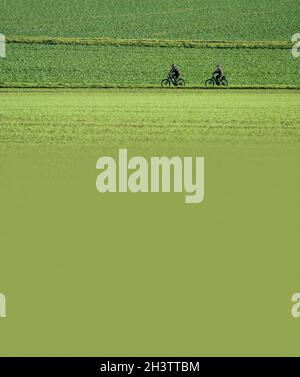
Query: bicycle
161,73,185,87
205,75,229,86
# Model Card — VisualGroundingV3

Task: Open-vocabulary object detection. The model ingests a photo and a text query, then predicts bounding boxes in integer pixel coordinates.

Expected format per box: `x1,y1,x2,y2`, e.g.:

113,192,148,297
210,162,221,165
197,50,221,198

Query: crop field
0,44,299,87
0,1,299,144
0,89,299,147
1,0,299,88
1,0,299,41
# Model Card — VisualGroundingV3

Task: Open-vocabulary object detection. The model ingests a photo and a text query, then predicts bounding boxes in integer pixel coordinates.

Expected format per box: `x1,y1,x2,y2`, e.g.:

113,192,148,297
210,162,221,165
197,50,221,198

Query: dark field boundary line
1,84,299,91
6,36,292,49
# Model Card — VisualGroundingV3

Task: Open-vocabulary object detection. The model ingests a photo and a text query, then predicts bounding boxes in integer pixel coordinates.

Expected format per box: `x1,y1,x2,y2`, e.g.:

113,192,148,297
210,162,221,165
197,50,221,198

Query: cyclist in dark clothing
169,64,181,84
213,65,224,85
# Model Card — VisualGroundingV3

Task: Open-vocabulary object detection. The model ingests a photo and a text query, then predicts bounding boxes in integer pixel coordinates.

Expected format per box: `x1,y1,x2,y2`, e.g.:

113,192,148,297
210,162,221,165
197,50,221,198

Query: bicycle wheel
205,78,215,86
220,77,229,86
161,79,171,87
176,78,185,87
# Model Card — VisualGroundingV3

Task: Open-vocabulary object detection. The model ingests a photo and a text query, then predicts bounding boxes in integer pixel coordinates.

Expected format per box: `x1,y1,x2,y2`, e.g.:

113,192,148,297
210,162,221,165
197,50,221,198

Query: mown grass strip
6,36,292,49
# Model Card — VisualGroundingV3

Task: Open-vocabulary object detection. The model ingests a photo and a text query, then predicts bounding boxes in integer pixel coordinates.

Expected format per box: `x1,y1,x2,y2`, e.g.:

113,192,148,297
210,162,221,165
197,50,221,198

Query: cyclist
169,64,181,84
213,64,224,85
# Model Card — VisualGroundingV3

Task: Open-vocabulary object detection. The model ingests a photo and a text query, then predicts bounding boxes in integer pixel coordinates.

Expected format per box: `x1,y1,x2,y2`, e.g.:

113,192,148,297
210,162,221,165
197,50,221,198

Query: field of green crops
1,1,299,88
1,44,299,87
1,0,299,41
1,89,299,146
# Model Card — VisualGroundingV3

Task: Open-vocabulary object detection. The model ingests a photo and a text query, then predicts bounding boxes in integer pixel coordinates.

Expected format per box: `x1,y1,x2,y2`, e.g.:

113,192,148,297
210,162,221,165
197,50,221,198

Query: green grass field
1,89,299,146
